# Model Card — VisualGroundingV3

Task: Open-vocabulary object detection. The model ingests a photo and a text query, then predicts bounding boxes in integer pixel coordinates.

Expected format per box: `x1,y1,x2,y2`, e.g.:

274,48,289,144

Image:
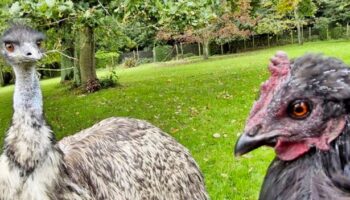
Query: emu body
0,25,208,200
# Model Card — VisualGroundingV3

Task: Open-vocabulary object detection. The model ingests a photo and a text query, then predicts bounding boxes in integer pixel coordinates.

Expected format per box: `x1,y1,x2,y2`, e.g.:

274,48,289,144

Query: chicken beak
234,131,279,157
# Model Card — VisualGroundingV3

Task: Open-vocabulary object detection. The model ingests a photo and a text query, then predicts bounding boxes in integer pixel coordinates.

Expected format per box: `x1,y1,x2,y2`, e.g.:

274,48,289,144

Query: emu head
1,25,44,67
235,52,350,161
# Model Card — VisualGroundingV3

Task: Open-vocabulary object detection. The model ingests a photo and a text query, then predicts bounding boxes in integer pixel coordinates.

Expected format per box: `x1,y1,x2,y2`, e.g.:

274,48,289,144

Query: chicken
235,52,350,199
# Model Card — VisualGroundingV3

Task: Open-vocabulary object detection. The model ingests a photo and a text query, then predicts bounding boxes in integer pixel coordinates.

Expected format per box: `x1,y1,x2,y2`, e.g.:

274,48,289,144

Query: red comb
246,51,291,130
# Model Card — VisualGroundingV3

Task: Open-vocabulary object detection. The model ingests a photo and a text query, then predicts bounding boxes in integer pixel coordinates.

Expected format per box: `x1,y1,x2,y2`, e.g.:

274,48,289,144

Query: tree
215,0,256,53
5,0,125,91
316,0,350,25
316,0,350,37
277,0,317,45
115,0,164,61
255,0,289,46
156,0,219,60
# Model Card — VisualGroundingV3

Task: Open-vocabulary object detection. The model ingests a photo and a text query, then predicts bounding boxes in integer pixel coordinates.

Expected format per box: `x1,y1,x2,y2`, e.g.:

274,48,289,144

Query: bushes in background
123,57,138,68
96,51,120,68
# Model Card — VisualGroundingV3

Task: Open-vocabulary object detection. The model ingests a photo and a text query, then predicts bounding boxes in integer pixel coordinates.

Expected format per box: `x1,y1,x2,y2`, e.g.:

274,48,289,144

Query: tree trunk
309,27,312,41
60,25,74,82
60,48,74,82
297,23,302,45
175,43,179,60
74,35,81,86
291,30,294,44
267,34,270,47
252,35,255,48
0,66,4,87
198,42,202,56
79,25,98,85
244,39,247,50
180,42,184,56
220,44,224,55
153,43,157,62
347,23,349,38
203,40,209,60
136,46,139,60
327,27,330,40
294,9,302,45
301,24,304,44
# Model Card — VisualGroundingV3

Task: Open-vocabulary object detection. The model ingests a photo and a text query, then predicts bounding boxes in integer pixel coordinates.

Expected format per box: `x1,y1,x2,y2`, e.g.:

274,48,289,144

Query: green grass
1,40,350,199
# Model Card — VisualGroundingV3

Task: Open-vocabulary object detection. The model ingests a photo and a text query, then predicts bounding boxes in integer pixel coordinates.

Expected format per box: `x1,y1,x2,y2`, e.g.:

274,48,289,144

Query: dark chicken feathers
260,121,350,200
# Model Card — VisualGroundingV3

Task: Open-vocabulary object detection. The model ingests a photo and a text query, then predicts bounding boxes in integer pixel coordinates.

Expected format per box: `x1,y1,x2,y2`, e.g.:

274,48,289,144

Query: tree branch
44,50,78,61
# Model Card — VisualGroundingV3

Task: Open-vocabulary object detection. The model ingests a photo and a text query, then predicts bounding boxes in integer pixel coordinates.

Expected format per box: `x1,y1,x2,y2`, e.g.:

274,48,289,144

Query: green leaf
83,9,92,18
65,0,74,9
9,2,21,15
45,0,56,8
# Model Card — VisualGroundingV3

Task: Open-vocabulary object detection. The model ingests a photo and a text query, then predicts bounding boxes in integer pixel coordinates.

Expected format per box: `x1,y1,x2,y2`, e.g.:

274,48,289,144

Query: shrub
123,58,138,68
85,79,101,93
1,65,14,85
100,70,120,89
331,26,346,39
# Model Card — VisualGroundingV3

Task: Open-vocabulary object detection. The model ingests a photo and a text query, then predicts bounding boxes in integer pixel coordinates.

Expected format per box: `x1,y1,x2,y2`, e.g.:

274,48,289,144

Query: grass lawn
1,40,350,199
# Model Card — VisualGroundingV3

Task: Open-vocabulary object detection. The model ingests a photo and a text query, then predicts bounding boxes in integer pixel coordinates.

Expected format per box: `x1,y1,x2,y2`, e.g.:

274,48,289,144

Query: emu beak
22,42,43,62
234,130,279,157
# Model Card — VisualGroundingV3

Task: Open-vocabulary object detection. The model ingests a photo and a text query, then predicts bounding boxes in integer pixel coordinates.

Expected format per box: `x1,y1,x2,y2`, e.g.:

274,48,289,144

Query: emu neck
13,65,43,117
4,63,56,174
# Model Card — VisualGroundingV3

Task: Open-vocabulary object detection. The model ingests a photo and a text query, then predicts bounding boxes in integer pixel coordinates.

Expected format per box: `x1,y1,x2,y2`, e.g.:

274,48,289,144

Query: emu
0,25,209,200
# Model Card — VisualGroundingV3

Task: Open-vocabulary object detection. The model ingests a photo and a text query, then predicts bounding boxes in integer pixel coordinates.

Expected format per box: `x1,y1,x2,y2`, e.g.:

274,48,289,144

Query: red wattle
275,140,310,161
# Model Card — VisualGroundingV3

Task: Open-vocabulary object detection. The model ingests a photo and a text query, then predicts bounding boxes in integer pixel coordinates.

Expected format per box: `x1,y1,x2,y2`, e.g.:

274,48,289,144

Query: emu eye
287,100,312,120
36,40,42,47
4,42,14,52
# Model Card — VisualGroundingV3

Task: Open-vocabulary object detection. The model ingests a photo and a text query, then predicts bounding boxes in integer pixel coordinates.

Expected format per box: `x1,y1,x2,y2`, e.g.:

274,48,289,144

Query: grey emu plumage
235,52,350,199
0,25,209,200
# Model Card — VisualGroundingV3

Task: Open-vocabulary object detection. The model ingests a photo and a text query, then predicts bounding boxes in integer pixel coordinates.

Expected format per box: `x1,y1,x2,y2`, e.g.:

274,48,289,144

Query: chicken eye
287,100,312,120
4,42,14,52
